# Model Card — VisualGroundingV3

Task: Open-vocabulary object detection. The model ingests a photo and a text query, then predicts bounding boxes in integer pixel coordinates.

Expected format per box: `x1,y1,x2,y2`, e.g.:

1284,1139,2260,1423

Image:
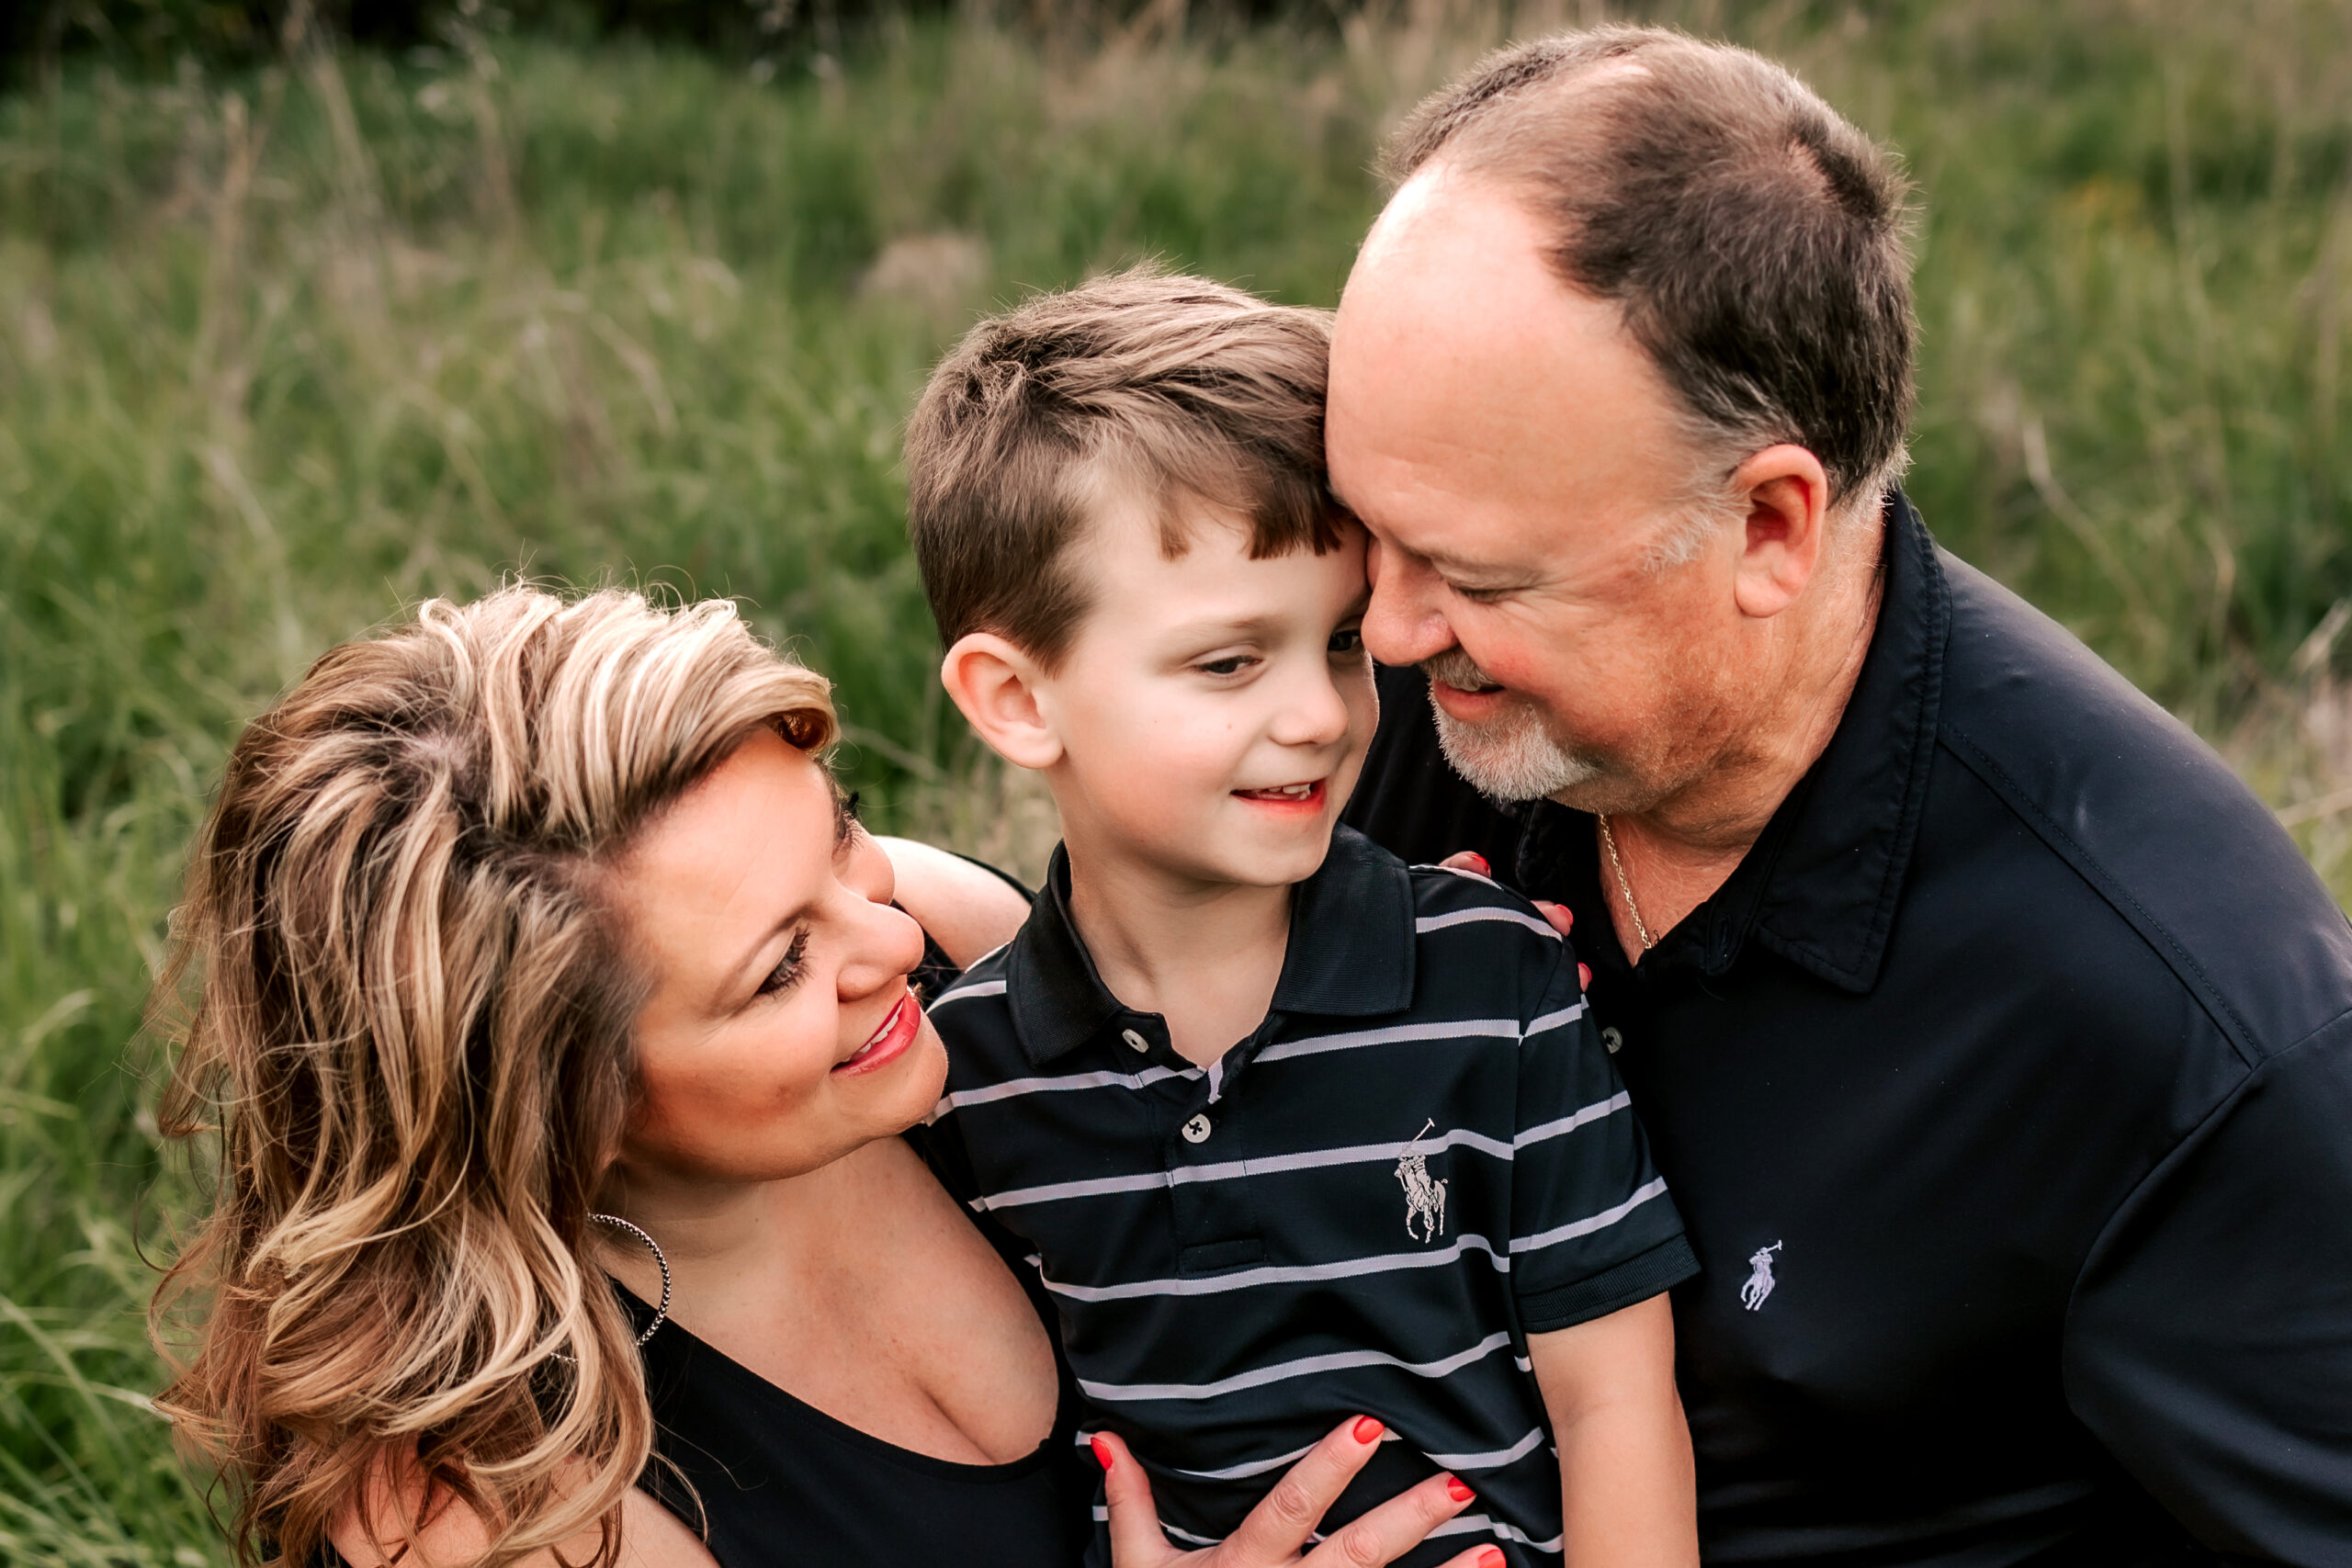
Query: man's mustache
1422,647,1504,694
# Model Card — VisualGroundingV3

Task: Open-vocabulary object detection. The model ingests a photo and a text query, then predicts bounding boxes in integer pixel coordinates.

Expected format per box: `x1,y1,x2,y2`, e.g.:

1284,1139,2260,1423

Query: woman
150,586,1489,1568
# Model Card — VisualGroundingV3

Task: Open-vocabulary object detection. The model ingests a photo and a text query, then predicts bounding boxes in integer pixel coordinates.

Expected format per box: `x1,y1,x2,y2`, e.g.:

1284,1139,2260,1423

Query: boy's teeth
1244,782,1316,799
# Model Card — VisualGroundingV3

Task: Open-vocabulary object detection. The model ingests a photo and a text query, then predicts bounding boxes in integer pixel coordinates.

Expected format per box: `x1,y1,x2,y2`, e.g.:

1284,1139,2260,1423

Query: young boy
907,270,1699,1567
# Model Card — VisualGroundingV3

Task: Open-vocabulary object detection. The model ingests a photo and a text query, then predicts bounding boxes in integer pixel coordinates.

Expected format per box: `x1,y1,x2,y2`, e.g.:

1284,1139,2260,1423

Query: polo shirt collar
1541,489,1950,995
1004,825,1417,1066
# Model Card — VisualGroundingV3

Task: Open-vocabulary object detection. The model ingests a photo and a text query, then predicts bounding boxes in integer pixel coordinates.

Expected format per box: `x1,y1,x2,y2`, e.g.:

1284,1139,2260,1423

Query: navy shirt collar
1524,489,1950,994
1004,825,1418,1066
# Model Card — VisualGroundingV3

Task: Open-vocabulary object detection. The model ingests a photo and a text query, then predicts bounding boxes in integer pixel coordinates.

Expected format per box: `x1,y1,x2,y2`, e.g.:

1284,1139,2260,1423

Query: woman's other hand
1096,1418,1503,1568
1438,851,1572,942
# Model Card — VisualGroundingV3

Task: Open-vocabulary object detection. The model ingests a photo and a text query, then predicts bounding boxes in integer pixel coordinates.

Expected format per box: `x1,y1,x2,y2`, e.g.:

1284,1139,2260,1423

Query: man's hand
1098,1416,1502,1568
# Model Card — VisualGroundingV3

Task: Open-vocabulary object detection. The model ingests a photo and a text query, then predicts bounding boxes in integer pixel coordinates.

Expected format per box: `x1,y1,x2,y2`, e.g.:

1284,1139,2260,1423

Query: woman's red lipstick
834,993,921,1076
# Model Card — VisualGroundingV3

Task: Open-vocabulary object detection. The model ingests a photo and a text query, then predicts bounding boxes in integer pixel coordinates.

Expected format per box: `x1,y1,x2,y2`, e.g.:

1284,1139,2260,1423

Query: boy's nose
1269,662,1353,749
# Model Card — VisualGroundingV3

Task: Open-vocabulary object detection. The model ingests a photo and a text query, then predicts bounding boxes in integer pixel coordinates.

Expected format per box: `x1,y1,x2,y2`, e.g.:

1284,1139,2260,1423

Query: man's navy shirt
925,828,1697,1564
1343,493,2352,1564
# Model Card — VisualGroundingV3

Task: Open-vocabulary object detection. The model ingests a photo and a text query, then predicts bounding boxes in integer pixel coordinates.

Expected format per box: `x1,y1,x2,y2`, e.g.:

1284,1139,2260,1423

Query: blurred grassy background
3,0,2350,1556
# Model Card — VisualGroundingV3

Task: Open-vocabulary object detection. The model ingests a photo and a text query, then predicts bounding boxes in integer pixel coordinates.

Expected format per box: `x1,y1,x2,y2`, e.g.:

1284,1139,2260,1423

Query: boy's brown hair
905,268,1344,668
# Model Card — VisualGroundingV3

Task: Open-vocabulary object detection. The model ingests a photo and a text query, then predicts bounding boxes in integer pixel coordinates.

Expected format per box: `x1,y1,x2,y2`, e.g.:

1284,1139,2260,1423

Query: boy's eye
756,930,811,998
1196,654,1257,677
1328,626,1365,656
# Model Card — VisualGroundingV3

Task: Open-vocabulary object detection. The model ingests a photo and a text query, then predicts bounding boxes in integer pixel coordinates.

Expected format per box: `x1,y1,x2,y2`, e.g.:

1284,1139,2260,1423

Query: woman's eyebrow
832,787,861,851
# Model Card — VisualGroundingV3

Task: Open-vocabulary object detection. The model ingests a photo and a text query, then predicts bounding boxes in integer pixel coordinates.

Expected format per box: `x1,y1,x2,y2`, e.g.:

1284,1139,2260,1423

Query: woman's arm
874,834,1032,969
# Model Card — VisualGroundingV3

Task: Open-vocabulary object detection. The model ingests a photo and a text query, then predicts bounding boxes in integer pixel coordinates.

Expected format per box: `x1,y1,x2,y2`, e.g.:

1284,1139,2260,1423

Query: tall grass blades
0,2,2348,1558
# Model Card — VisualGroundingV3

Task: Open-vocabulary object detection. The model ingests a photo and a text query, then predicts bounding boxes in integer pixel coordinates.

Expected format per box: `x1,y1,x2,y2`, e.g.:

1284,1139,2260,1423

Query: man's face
1328,167,1750,816
1035,489,1377,892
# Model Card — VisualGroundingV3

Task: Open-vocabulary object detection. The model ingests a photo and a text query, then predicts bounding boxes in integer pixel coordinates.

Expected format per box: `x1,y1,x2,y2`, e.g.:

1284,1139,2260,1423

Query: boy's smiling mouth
1232,780,1326,807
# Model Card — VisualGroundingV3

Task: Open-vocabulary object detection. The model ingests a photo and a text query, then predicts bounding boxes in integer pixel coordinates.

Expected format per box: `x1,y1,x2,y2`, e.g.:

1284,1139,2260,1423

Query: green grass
2,1,2349,1557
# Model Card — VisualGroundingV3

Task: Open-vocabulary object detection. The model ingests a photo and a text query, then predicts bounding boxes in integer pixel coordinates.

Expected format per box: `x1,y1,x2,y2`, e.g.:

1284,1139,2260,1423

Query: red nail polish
1577,962,1593,989
1351,1416,1385,1444
1466,852,1489,874
1446,1476,1476,1504
1477,1550,1505,1567
1090,1434,1113,1471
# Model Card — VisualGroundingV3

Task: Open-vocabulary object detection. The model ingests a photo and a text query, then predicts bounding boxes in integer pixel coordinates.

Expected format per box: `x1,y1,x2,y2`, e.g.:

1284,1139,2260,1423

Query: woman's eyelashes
755,929,812,998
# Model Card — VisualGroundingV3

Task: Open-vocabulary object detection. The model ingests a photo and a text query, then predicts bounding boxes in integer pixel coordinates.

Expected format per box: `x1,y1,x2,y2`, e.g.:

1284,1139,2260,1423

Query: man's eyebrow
1422,548,1535,585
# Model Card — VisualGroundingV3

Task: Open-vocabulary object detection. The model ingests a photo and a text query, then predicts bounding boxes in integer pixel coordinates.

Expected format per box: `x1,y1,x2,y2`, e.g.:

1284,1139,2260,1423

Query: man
1329,26,2352,1565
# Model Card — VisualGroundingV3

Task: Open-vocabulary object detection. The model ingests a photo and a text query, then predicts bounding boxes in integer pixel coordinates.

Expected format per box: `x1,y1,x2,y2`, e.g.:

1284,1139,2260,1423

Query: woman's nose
836,890,927,999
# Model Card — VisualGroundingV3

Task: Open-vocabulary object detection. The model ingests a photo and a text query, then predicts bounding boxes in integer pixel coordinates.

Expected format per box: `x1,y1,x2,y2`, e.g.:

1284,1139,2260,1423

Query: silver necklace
1596,813,1657,952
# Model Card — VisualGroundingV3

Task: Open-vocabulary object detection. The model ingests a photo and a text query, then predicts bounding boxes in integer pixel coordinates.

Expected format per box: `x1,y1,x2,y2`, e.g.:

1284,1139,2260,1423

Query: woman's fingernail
1445,1476,1476,1504
1351,1416,1385,1444
1466,852,1489,874
1577,962,1593,988
1536,899,1572,931
1477,1551,1505,1567
1090,1434,1113,1471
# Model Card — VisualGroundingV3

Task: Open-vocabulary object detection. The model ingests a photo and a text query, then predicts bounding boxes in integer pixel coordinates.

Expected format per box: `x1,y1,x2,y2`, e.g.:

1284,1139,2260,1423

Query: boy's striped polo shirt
923,827,1698,1566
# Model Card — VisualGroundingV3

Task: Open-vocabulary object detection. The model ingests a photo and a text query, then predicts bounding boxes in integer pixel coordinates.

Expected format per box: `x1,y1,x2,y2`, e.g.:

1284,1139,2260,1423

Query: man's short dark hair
905,268,1342,667
1384,27,1916,526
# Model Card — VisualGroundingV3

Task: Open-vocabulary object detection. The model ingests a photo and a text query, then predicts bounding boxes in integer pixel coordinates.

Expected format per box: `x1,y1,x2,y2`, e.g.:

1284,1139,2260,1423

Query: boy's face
1040,488,1376,892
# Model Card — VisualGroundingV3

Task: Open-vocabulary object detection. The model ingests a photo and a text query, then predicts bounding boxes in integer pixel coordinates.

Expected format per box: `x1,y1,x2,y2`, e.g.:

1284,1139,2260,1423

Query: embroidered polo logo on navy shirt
1394,1120,1450,1243
1739,1241,1783,1312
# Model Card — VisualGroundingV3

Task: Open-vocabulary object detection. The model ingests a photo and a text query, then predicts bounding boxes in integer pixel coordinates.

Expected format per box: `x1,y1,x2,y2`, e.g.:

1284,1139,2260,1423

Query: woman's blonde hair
150,586,838,1568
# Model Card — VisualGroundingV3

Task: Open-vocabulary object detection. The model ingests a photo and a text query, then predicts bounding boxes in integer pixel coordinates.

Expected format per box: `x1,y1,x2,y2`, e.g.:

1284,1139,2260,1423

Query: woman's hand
1097,1417,1503,1568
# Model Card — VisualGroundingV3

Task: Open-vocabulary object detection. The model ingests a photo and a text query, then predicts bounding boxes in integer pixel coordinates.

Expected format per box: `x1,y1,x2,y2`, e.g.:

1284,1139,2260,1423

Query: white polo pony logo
1740,1241,1784,1312
1394,1121,1449,1244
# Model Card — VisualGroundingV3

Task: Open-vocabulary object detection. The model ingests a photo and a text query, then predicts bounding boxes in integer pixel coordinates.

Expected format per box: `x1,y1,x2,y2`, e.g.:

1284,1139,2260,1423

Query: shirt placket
1116,1013,1270,1275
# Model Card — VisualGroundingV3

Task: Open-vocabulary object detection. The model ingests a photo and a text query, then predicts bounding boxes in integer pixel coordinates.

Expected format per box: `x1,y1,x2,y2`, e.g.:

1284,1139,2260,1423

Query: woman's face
605,729,947,1186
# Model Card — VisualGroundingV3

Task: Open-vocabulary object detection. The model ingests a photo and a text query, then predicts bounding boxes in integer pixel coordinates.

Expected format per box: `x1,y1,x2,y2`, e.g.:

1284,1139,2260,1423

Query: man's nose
1363,543,1455,667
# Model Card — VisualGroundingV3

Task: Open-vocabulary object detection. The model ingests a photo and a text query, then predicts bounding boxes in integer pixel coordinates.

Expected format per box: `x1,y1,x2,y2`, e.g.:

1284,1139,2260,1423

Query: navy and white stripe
923,828,1694,1568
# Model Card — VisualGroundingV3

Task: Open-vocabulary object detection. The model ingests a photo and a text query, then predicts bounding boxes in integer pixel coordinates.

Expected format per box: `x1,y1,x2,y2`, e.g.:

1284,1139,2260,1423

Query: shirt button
1181,1113,1213,1145
1121,1029,1150,1055
1601,1027,1624,1055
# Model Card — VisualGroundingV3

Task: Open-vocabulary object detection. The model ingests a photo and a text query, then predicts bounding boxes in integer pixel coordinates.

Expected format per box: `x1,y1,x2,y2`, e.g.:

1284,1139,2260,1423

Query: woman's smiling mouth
834,992,921,1076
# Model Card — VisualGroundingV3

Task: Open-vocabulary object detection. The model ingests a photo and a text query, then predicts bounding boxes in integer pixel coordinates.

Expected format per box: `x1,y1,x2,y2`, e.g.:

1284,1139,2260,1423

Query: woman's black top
622,1272,1091,1568
625,868,1091,1566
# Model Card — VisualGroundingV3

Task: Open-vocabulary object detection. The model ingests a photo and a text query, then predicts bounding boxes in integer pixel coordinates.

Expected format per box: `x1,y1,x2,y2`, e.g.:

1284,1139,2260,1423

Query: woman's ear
940,633,1063,771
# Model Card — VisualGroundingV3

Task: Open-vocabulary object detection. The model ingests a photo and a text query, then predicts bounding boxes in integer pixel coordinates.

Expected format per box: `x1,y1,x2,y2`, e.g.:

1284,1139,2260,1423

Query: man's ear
1728,445,1832,620
940,632,1063,771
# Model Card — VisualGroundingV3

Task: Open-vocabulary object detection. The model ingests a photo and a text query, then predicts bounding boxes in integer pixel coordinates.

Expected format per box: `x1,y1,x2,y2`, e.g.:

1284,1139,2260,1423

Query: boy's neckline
996,829,1419,1071
1064,863,1295,1067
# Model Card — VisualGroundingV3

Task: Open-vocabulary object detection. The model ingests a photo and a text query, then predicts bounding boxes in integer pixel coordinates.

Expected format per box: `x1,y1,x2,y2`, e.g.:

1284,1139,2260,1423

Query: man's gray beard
1421,650,1601,804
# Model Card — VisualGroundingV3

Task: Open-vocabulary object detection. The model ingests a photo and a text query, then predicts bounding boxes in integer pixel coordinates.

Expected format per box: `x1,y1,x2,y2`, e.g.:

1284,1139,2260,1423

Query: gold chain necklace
1596,813,1657,951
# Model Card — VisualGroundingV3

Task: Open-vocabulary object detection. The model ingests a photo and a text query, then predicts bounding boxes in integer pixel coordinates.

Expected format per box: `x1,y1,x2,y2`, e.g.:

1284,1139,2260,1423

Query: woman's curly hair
150,586,836,1568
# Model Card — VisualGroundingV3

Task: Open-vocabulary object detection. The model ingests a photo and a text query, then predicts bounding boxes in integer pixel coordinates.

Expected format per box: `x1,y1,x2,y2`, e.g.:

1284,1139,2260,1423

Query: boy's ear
940,633,1063,772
